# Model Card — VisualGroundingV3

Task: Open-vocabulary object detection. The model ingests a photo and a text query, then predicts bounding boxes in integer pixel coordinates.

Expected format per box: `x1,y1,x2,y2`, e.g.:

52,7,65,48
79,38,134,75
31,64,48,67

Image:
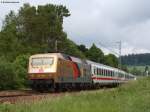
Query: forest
122,53,150,65
0,3,119,90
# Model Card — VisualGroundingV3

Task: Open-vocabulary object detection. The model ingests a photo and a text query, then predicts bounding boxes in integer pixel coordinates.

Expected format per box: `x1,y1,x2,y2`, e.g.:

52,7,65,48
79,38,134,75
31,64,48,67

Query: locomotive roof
30,53,83,63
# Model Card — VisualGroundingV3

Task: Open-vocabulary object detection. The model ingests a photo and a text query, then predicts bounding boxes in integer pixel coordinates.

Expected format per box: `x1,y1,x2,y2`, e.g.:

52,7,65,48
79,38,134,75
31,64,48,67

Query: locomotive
28,53,136,91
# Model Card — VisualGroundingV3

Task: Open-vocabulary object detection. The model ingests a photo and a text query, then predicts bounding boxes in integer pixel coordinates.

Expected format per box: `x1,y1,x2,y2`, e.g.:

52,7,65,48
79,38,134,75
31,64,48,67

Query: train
28,53,136,91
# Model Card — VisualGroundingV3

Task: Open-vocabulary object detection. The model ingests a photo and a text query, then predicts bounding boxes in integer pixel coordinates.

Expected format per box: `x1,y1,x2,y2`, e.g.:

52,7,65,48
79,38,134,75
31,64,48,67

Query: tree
86,43,104,63
104,54,118,68
58,38,85,58
77,44,88,53
17,3,70,53
0,11,23,61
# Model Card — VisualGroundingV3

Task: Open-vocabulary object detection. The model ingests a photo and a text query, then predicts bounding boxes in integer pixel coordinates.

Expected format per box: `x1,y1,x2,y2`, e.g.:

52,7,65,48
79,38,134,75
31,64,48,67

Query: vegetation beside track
0,77,150,112
127,65,150,76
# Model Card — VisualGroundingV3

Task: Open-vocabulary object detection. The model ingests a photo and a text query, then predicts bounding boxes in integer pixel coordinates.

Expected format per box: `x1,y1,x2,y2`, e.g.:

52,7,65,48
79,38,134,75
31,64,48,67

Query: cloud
1,0,150,55
63,0,150,55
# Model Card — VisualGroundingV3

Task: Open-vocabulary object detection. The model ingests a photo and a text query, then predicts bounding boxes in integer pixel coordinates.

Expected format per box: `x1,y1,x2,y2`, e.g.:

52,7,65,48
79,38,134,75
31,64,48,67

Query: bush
0,54,30,90
12,54,30,88
0,58,20,90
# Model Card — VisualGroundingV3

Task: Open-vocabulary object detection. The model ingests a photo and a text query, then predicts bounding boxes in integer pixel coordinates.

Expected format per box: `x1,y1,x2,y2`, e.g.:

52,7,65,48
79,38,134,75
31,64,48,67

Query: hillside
0,77,150,112
122,53,150,65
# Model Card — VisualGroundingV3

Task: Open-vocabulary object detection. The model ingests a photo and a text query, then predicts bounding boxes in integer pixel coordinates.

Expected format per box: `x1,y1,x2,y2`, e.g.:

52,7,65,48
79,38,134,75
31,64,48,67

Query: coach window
100,69,101,75
106,70,108,76
103,69,105,76
97,68,99,75
104,69,105,76
110,71,111,76
94,68,96,74
107,70,108,76
100,69,102,75
109,70,110,76
94,68,96,75
99,69,101,75
104,69,106,76
109,70,111,77
95,68,97,75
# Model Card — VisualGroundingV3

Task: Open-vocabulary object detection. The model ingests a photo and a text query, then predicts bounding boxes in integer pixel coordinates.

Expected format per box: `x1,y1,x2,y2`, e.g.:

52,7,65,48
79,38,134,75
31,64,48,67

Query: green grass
127,65,149,72
1,78,150,112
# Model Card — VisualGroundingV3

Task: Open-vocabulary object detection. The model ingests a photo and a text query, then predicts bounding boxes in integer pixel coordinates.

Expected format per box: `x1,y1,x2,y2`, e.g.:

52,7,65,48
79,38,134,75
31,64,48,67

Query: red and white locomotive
28,53,136,91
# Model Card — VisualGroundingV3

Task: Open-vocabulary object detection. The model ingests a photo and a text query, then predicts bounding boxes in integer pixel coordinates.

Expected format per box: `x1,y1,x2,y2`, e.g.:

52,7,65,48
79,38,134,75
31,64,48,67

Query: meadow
0,77,150,112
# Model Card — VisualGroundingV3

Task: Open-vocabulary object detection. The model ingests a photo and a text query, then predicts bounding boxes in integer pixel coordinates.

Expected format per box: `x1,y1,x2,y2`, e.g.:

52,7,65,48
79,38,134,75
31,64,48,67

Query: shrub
0,54,30,90
12,54,30,88
0,58,20,89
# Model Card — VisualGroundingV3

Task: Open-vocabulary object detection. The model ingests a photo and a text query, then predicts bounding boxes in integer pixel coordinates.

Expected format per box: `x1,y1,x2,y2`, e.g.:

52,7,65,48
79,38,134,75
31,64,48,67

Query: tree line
0,3,119,90
122,53,150,65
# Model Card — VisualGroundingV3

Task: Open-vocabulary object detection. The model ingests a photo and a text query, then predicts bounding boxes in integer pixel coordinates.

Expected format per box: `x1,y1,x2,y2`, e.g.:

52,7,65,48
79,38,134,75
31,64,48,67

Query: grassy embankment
0,77,150,112
127,65,148,72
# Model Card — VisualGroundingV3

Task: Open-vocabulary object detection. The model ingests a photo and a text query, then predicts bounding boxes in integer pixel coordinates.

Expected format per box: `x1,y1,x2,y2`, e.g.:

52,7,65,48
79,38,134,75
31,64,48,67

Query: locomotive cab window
32,57,54,66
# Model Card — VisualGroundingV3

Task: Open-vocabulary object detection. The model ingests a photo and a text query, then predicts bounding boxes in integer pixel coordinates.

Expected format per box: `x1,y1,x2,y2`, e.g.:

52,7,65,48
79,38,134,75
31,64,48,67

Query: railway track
0,87,114,104
0,90,55,104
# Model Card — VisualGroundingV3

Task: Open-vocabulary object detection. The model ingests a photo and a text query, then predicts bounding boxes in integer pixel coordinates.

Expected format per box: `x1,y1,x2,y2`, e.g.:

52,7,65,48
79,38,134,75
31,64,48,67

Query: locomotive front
28,54,58,90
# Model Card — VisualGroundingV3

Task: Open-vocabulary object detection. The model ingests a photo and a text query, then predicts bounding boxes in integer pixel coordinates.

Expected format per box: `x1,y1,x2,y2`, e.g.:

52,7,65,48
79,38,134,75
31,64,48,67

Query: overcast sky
0,0,150,55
